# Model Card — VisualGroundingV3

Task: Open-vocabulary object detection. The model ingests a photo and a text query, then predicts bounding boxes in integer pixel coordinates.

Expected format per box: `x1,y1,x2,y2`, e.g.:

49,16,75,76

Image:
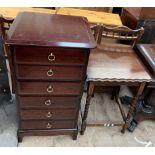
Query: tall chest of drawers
6,12,96,142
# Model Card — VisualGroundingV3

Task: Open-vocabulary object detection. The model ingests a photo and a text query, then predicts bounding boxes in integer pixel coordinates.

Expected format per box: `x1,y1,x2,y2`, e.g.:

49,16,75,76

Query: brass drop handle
47,69,54,77
46,85,53,93
48,53,55,62
46,123,52,129
46,111,52,118
44,99,52,106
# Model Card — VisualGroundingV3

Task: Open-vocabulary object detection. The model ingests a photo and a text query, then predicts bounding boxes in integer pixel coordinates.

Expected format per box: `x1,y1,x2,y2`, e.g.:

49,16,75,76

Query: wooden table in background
0,7,56,19
56,7,122,26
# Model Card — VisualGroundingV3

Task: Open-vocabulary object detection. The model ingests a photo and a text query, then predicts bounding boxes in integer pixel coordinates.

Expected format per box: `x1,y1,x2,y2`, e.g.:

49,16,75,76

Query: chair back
0,15,14,40
90,24,144,48
90,24,100,41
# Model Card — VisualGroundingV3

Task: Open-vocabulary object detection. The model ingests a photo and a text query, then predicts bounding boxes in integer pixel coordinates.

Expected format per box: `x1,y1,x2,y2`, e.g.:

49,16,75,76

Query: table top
56,8,122,26
6,12,96,49
87,44,152,82
0,7,56,19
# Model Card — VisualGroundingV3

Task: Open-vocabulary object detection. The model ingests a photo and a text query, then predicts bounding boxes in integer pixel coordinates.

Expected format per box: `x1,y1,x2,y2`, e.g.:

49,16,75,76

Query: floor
0,86,155,147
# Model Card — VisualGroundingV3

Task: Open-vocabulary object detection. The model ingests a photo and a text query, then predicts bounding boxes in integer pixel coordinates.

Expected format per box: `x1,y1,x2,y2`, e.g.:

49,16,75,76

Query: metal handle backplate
46,123,52,129
46,112,52,118
44,99,52,106
46,85,53,93
48,53,55,62
47,69,54,77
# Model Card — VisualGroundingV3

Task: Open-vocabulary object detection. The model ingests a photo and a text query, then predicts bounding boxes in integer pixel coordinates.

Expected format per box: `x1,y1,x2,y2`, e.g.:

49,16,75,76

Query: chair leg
121,83,146,133
91,90,95,97
111,86,120,100
81,82,94,135
111,87,115,100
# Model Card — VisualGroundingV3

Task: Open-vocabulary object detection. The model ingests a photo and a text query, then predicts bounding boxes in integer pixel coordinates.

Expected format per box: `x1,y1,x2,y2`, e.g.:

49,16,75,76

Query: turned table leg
121,82,146,133
81,82,94,135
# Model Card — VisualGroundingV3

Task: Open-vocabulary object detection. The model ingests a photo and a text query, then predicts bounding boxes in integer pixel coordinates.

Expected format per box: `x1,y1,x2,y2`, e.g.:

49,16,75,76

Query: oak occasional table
80,45,152,135
5,12,96,142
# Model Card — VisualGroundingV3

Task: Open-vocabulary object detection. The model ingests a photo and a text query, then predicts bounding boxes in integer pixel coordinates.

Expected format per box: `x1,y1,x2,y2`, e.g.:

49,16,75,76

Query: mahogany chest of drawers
6,12,96,142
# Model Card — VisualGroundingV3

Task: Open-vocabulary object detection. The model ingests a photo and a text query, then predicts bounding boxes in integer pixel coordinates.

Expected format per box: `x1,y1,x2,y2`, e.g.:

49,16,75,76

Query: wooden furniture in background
67,7,113,13
0,15,14,94
121,7,155,43
121,44,155,132
0,35,12,104
0,7,56,19
80,25,151,135
56,8,122,26
0,15,14,57
6,12,96,142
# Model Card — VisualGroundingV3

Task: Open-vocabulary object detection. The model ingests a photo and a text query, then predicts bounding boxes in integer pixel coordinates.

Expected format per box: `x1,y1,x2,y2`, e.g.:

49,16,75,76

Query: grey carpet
0,86,155,147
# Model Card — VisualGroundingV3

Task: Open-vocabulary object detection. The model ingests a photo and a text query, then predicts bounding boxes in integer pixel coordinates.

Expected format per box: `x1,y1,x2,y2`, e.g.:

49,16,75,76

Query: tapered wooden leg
111,86,120,100
17,133,23,143
111,87,116,100
121,83,146,133
72,130,78,140
81,82,94,135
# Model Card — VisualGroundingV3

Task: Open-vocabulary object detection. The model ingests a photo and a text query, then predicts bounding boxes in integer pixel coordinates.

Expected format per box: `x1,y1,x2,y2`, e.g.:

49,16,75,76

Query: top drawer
14,46,86,65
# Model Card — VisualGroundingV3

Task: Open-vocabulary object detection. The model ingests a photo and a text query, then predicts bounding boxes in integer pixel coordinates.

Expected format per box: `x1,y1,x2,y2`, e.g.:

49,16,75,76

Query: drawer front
19,96,79,108
21,120,75,130
15,46,85,65
18,82,81,95
17,65,83,80
20,109,77,120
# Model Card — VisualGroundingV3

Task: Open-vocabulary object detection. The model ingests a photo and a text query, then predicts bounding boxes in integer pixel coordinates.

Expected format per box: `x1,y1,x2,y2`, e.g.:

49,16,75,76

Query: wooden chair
80,25,150,135
0,15,14,93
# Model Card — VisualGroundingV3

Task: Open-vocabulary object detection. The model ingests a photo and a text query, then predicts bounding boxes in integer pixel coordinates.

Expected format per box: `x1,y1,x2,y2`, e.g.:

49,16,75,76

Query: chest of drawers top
5,12,96,49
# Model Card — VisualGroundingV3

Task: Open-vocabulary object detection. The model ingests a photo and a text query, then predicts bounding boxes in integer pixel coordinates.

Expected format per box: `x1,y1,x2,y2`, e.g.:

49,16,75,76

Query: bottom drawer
21,120,75,130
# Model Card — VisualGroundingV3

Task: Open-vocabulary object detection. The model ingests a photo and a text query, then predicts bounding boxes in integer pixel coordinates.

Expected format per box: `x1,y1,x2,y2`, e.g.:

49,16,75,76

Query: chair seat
87,45,152,82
